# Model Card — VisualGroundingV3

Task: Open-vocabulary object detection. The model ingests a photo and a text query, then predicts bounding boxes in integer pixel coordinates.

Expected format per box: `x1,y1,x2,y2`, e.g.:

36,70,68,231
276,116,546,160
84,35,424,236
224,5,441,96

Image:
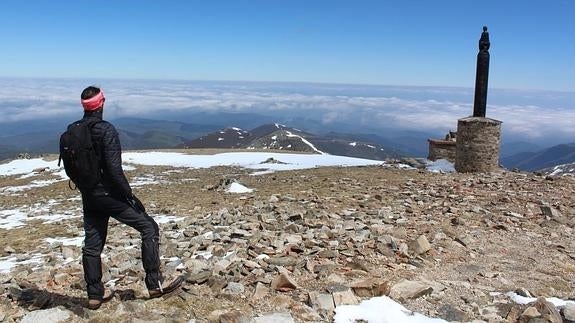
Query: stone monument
455,27,502,173
427,131,457,162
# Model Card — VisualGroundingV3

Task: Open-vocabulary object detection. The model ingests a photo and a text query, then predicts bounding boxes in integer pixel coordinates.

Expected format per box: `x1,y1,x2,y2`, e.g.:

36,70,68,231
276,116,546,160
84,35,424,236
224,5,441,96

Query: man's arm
101,124,132,197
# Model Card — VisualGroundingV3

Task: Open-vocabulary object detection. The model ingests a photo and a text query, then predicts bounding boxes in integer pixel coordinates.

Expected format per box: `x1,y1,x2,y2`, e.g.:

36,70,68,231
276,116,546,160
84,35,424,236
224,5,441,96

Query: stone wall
455,117,502,172
427,139,456,162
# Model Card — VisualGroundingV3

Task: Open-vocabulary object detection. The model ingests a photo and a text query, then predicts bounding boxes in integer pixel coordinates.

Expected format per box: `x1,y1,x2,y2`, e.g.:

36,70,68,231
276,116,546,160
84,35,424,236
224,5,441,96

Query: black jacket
81,110,132,197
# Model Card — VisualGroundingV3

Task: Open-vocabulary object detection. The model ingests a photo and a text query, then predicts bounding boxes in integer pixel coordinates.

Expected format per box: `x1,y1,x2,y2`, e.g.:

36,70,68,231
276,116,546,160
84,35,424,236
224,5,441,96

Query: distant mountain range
184,123,405,160
1,115,574,174
0,117,416,161
0,144,19,161
0,118,222,160
113,118,221,150
501,143,575,171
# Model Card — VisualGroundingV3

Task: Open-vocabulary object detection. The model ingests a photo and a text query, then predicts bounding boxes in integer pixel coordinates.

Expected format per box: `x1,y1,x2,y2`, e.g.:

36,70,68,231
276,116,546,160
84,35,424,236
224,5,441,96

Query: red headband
81,91,105,111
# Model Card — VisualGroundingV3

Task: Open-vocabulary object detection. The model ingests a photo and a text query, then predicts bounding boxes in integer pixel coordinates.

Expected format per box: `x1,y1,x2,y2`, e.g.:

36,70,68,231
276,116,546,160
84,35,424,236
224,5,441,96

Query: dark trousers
81,191,161,300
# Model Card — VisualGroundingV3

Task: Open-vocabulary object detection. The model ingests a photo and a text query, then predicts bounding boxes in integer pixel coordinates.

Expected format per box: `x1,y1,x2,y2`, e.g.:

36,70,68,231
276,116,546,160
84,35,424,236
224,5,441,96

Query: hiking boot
87,289,115,310
148,275,184,299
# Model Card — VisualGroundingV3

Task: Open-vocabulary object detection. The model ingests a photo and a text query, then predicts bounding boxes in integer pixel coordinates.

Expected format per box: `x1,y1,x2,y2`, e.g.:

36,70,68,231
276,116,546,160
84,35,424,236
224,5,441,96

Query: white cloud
0,79,574,141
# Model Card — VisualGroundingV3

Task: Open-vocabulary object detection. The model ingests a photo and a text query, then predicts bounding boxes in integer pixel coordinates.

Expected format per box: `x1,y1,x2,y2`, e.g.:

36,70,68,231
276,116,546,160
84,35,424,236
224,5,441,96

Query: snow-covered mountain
185,127,252,149
247,124,324,153
540,162,575,176
184,123,404,160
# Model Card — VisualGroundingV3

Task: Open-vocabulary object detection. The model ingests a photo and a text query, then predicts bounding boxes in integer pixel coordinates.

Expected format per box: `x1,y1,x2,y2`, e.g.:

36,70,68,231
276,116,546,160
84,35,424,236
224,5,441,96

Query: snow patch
192,251,213,260
45,236,84,247
285,131,325,154
507,292,575,307
1,201,81,230
426,159,455,173
0,209,28,229
334,296,447,323
122,152,383,175
0,158,61,177
250,170,275,176
1,179,64,194
131,175,163,187
154,214,185,224
226,182,254,193
123,164,137,171
0,253,45,274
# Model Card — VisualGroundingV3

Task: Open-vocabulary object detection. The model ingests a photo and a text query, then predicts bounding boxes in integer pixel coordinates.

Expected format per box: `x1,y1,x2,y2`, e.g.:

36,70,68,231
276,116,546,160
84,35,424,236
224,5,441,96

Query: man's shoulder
91,119,116,131
88,119,119,139
65,118,108,129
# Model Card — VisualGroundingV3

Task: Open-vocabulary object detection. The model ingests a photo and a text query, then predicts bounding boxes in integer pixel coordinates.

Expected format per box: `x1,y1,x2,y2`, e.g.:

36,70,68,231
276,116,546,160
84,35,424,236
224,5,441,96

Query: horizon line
0,76,573,94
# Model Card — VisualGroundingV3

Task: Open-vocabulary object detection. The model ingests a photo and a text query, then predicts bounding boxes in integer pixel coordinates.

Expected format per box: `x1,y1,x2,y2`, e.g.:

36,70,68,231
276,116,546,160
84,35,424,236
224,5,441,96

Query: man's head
81,86,105,111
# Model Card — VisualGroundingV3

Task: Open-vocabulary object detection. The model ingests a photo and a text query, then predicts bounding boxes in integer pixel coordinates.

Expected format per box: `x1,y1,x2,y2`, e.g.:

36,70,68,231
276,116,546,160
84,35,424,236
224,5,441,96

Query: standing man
72,86,182,309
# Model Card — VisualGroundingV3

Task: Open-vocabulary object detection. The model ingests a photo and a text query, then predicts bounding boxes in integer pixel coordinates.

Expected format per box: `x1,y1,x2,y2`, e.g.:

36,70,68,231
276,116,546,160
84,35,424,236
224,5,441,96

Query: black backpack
58,119,102,190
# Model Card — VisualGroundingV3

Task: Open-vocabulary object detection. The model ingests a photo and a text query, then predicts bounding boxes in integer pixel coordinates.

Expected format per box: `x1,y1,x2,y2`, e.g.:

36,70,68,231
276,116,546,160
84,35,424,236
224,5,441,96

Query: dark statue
479,26,490,52
473,26,490,118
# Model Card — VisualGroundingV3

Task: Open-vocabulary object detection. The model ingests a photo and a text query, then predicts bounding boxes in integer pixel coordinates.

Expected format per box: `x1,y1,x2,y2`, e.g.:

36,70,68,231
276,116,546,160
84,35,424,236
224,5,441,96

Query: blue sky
0,1,573,91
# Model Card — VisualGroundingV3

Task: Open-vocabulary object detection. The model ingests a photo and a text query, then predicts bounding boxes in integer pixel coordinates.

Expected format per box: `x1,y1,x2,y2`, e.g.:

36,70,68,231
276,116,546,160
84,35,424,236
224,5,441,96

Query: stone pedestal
428,139,456,162
455,117,502,173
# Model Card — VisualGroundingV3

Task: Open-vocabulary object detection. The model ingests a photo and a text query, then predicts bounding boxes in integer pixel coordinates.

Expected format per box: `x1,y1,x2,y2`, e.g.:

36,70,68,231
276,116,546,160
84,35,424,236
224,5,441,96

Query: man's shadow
9,282,137,316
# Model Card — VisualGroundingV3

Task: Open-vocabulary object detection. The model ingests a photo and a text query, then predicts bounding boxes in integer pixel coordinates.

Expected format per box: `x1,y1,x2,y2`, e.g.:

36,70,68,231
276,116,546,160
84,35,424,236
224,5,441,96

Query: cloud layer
0,79,573,143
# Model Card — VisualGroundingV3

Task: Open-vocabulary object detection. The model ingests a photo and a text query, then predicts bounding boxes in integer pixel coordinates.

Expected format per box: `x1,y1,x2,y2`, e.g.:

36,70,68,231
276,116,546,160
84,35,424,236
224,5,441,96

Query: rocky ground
1,153,575,322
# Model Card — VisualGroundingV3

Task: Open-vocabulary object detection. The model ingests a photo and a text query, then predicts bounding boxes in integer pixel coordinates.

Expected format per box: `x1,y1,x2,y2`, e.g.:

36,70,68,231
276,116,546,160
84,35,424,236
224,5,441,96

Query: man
76,86,182,309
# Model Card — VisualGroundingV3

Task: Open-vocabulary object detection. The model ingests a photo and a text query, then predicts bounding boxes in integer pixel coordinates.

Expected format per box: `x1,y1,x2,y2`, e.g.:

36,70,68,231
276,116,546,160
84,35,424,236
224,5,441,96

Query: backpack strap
85,119,104,161
76,118,104,153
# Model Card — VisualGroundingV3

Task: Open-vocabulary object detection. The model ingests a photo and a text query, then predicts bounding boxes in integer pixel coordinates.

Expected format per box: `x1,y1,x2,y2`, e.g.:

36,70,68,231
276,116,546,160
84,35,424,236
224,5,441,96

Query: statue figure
479,26,490,52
